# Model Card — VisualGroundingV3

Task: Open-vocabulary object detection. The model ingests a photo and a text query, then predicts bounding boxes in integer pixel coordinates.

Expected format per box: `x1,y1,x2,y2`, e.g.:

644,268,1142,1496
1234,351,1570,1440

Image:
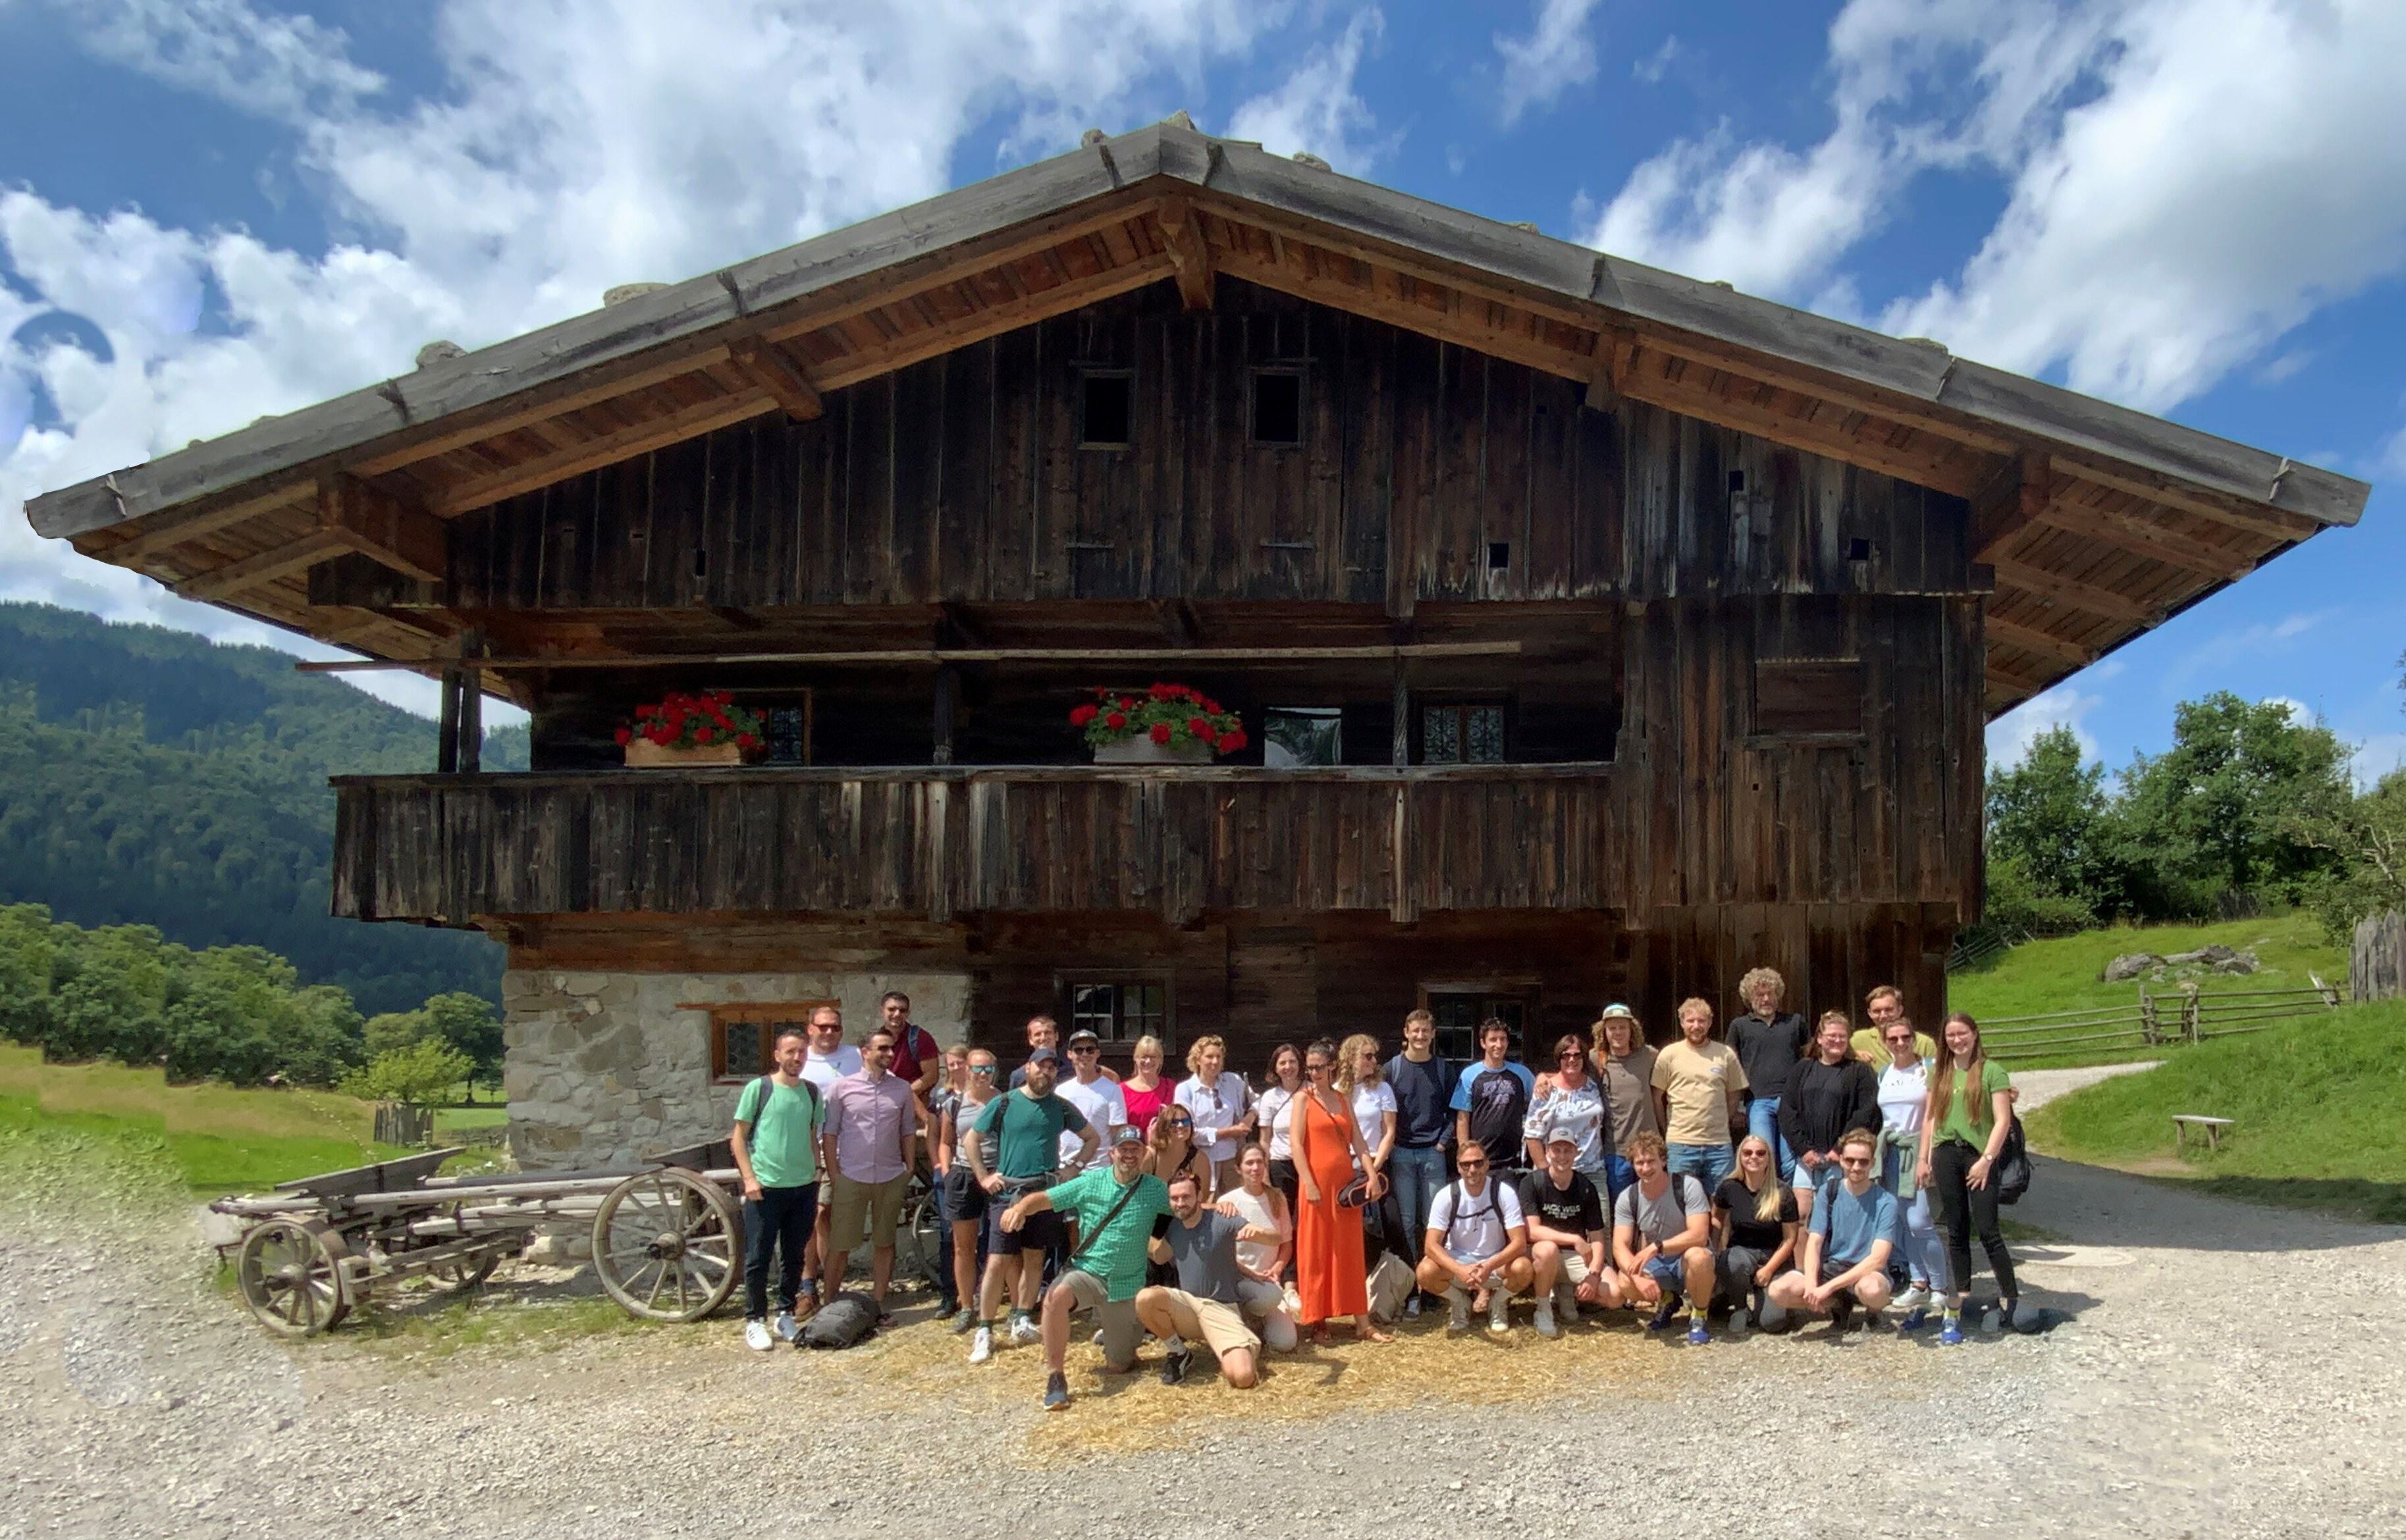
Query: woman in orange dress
1291,1038,1393,1345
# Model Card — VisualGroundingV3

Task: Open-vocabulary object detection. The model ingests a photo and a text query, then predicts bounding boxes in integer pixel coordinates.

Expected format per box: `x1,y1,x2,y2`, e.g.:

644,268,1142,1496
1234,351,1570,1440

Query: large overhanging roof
24,116,2369,718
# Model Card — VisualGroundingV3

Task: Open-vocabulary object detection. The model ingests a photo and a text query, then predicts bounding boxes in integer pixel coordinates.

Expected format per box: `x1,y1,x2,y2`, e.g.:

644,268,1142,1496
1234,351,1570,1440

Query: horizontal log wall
320,280,1973,612
333,764,1626,927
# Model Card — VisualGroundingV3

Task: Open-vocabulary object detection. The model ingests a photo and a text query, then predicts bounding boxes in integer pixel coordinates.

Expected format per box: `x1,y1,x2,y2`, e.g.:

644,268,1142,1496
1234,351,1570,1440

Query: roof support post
1156,197,1215,311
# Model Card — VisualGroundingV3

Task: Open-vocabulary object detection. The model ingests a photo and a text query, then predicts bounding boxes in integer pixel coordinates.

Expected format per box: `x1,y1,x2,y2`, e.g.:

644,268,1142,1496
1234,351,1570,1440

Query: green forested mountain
0,602,521,1015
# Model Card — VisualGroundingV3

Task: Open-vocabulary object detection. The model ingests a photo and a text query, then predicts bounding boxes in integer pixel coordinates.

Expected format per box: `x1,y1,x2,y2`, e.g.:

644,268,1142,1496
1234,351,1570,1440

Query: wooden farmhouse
26,117,2368,1168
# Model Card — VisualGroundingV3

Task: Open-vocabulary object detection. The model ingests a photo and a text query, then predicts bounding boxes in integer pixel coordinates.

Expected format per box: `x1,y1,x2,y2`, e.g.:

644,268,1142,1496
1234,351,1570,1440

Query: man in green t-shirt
964,1048,1095,1364
998,1125,1167,1411
730,1027,828,1350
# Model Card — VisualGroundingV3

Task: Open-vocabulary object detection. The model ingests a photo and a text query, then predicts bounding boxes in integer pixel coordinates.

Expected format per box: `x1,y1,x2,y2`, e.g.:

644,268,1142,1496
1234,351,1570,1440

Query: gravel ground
5,1136,2402,1540
2011,1061,2163,1113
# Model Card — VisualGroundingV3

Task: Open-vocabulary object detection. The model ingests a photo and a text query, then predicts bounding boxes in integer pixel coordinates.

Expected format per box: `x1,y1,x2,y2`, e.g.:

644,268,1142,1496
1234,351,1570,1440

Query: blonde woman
1710,1133,1799,1335
1334,1034,1397,1183
1175,1034,1254,1192
1217,1143,1300,1350
1915,1011,2020,1343
935,1046,1000,1331
1120,1034,1173,1143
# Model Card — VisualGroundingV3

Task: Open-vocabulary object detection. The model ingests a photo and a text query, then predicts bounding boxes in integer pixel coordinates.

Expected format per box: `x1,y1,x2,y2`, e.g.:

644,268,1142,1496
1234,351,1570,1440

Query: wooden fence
373,1102,435,1146
2354,911,2406,1002
1978,976,2343,1061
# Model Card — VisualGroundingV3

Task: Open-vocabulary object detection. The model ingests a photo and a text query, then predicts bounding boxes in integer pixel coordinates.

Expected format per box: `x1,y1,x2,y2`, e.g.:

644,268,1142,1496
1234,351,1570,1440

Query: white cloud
1582,0,2406,419
2260,694,2312,724
1987,681,2104,769
2352,732,2406,789
1226,8,1391,172
2157,611,2320,693
2378,417,2406,481
1632,35,1680,86
1493,0,1602,126
2,0,1293,715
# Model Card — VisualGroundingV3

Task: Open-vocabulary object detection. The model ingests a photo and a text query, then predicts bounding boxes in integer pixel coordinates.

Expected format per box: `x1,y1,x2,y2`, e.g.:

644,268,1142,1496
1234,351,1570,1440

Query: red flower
645,725,672,745
1187,716,1212,739
737,733,759,751
1070,704,1099,727
1201,698,1223,715
1105,711,1127,730
1117,697,1137,710
1149,682,1177,701
695,728,715,745
1218,728,1248,753
1150,722,1173,745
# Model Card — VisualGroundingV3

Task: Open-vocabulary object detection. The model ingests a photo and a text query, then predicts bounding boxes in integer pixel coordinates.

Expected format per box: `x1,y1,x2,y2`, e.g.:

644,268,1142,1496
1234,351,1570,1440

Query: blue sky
3,0,2403,782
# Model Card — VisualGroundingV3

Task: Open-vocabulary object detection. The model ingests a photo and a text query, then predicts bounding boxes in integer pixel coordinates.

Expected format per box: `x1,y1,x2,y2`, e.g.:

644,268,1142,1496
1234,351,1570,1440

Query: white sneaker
743,1319,774,1352
1893,1284,1931,1316
1446,1287,1471,1333
1533,1300,1560,1339
1091,1328,1105,1348
968,1325,994,1364
1487,1294,1510,1335
1009,1315,1042,1346
771,1311,800,1344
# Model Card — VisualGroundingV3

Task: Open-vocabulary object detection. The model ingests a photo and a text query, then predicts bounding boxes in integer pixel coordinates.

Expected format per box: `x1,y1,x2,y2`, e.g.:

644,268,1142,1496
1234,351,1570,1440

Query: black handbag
1993,1115,2033,1206
1336,1174,1372,1208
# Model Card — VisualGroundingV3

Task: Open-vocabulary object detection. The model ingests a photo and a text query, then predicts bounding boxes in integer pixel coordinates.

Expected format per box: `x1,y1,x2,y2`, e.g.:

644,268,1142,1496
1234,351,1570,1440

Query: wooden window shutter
1752,657,1864,739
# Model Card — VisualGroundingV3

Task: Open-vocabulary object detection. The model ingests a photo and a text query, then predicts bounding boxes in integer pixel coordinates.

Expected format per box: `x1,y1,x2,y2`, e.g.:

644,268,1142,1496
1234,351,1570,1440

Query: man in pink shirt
822,1029,918,1318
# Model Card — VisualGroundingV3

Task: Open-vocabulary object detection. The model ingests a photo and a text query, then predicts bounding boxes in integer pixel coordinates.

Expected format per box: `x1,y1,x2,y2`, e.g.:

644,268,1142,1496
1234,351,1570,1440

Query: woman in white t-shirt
1337,1032,1403,1267
1175,1034,1256,1192
1876,1017,1947,1327
1252,1043,1304,1211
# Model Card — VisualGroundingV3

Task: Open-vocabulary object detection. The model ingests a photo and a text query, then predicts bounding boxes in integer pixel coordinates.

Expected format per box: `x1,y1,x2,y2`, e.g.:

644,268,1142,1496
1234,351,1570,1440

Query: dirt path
5,1146,2401,1540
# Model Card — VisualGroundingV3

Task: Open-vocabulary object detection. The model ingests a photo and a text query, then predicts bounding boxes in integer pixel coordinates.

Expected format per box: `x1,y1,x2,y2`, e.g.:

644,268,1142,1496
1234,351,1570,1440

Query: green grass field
0,1044,415,1194
2025,999,2406,1223
1949,911,2343,1021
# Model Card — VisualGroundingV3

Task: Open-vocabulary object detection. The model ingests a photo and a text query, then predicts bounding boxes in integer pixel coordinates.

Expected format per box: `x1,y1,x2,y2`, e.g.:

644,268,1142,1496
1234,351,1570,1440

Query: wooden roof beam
1584,328,1634,413
170,527,352,602
1987,613,2096,668
2035,503,2245,577
1972,452,2050,558
1987,554,2157,624
726,336,824,421
431,390,775,516
321,473,447,583
86,489,300,567
1154,198,1215,311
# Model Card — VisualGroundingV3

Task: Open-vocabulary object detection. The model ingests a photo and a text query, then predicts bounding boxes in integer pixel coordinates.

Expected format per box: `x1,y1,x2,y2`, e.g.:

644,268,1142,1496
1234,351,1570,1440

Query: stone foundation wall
500,968,973,1171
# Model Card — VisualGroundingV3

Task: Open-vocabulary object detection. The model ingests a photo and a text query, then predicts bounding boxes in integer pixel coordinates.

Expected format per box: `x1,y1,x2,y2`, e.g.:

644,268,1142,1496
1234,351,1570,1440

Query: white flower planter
1092,737,1214,764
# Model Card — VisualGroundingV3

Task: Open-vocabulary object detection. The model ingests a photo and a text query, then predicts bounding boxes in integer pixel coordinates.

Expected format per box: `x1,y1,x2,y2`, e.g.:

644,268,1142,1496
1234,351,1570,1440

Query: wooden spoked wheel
235,1218,351,1338
590,1167,740,1321
426,1246,508,1291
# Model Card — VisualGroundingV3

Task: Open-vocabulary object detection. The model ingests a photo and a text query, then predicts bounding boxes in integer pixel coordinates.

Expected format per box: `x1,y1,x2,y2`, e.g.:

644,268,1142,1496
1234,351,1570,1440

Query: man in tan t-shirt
1649,997,1747,1191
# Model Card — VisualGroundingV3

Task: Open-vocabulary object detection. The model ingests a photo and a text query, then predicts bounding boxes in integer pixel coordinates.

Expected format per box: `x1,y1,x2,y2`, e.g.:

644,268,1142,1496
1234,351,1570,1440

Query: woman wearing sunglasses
1522,1033,1609,1179
937,1048,1002,1333
1144,1102,1212,1202
1291,1038,1392,1345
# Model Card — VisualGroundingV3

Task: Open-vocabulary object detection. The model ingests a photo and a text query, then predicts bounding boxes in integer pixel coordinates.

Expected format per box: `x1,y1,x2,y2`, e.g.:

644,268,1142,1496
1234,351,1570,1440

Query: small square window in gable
1752,658,1864,739
1250,369,1303,446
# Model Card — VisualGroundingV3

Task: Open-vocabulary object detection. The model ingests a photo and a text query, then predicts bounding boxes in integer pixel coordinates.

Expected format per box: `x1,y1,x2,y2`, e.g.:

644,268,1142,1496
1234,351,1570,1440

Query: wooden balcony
331,764,1624,927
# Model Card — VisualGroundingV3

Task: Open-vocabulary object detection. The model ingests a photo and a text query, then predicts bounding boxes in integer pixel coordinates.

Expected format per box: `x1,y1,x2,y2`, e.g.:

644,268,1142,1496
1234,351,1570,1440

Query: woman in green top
1915,1011,2018,1344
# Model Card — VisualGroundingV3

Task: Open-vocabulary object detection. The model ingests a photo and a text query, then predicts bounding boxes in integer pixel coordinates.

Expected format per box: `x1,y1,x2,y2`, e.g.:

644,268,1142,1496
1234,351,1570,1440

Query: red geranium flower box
617,691,765,767
1070,683,1245,763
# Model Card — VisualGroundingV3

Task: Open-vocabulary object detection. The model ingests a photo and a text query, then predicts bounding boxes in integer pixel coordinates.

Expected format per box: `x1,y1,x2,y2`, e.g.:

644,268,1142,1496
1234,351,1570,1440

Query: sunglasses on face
1071,1045,1100,1053
969,1065,996,1075
1838,1155,1873,1167
1166,1117,1192,1128
1458,1159,1487,1171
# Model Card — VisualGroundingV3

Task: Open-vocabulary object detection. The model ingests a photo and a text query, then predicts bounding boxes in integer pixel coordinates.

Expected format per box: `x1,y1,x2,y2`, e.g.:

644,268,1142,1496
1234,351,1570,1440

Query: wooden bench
2172,1115,2233,1152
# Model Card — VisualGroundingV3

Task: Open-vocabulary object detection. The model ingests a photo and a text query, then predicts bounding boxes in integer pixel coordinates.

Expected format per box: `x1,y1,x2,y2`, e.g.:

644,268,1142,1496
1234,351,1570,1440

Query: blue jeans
1391,1146,1448,1263
1667,1141,1734,1190
1746,1097,1795,1182
1597,1154,1636,1203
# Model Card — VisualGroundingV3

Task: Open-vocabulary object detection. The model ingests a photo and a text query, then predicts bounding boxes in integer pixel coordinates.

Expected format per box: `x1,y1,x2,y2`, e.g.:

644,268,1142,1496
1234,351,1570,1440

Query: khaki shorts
1558,1250,1595,1285
1158,1288,1260,1360
826,1173,909,1252
1057,1268,1142,1369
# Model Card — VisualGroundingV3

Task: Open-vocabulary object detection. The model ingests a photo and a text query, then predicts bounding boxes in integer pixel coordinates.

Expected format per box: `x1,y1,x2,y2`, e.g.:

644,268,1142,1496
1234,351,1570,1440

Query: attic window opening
1487,542,1511,571
1081,371,1132,449
1250,369,1303,446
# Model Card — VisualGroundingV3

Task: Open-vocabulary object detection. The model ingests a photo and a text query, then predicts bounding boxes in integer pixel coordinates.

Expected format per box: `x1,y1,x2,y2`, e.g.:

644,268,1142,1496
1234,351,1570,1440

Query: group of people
728,972,2031,1409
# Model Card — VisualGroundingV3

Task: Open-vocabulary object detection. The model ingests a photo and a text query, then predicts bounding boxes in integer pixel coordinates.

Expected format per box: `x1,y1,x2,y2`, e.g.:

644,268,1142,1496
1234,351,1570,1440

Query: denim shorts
1643,1254,1686,1294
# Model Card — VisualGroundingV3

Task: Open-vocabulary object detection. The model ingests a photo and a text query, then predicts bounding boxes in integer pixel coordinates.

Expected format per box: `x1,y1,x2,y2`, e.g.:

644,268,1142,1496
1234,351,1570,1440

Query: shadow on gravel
2018,1155,2406,1256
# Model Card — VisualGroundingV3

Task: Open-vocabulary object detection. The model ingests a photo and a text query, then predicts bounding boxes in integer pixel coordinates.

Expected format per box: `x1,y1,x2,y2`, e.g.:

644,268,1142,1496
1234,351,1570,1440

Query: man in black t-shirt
1450,1020,1536,1174
1383,1009,1454,1319
1711,1136,1801,1335
1520,1127,1618,1337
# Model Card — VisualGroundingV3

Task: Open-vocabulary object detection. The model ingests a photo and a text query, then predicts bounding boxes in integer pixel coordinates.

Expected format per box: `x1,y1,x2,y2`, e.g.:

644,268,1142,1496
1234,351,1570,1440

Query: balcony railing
331,762,1624,926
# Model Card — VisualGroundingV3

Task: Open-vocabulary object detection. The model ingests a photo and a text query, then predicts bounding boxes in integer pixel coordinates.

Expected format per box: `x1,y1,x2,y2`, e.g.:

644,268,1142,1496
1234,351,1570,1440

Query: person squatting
730,974,2034,1410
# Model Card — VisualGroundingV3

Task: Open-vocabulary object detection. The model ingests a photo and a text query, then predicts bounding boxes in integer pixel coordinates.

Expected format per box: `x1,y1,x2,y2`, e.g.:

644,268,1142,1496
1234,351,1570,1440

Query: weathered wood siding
319,280,1973,612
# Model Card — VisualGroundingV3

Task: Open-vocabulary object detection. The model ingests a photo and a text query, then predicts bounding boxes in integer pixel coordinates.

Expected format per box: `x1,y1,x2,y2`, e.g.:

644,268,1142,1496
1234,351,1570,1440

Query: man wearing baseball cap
1056,1028,1129,1171
1000,1123,1169,1411
1593,1003,1660,1201
1520,1123,1618,1337
965,1046,1094,1365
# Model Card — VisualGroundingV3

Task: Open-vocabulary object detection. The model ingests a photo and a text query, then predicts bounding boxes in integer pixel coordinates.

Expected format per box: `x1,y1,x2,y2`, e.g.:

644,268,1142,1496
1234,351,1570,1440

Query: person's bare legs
1039,1278,1075,1373
1133,1287,1177,1339
950,1220,981,1312
1764,1271,1811,1314
1854,1272,1894,1312
1218,1346,1258,1387
1013,1252,1044,1312
869,1240,894,1308
1680,1246,1715,1312
1530,1240,1563,1299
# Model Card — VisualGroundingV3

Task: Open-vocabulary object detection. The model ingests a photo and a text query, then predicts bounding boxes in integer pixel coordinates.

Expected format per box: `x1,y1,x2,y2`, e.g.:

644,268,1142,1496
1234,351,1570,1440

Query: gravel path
5,1139,2401,1540
2012,1061,2163,1113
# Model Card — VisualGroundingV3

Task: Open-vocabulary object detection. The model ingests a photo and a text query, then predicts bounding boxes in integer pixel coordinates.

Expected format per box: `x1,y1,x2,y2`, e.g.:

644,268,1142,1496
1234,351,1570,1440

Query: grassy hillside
1948,912,2343,1022
0,1042,412,1194
2024,1000,2406,1223
0,602,522,1013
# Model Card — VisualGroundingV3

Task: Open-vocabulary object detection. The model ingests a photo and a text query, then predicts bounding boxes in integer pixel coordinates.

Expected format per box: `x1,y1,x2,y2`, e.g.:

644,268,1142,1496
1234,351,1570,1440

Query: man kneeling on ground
1767,1127,1897,1333
1520,1125,1622,1338
1138,1169,1285,1389
1414,1139,1533,1335
1612,1131,1715,1344
997,1125,1169,1411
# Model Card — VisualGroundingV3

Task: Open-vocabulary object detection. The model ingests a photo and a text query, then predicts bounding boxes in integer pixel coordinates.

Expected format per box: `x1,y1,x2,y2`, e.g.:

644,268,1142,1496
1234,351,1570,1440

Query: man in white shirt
795,1003,859,1307
1412,1140,1532,1335
1056,1028,1129,1170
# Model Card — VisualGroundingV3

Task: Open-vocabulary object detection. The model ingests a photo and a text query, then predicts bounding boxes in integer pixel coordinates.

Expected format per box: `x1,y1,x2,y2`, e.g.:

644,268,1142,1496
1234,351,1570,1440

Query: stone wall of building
500,968,973,1171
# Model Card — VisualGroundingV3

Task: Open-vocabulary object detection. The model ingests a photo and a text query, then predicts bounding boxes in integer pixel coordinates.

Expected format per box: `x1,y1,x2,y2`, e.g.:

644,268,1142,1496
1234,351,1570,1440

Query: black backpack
799,1290,880,1349
1994,1115,2033,1206
739,1074,819,1145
